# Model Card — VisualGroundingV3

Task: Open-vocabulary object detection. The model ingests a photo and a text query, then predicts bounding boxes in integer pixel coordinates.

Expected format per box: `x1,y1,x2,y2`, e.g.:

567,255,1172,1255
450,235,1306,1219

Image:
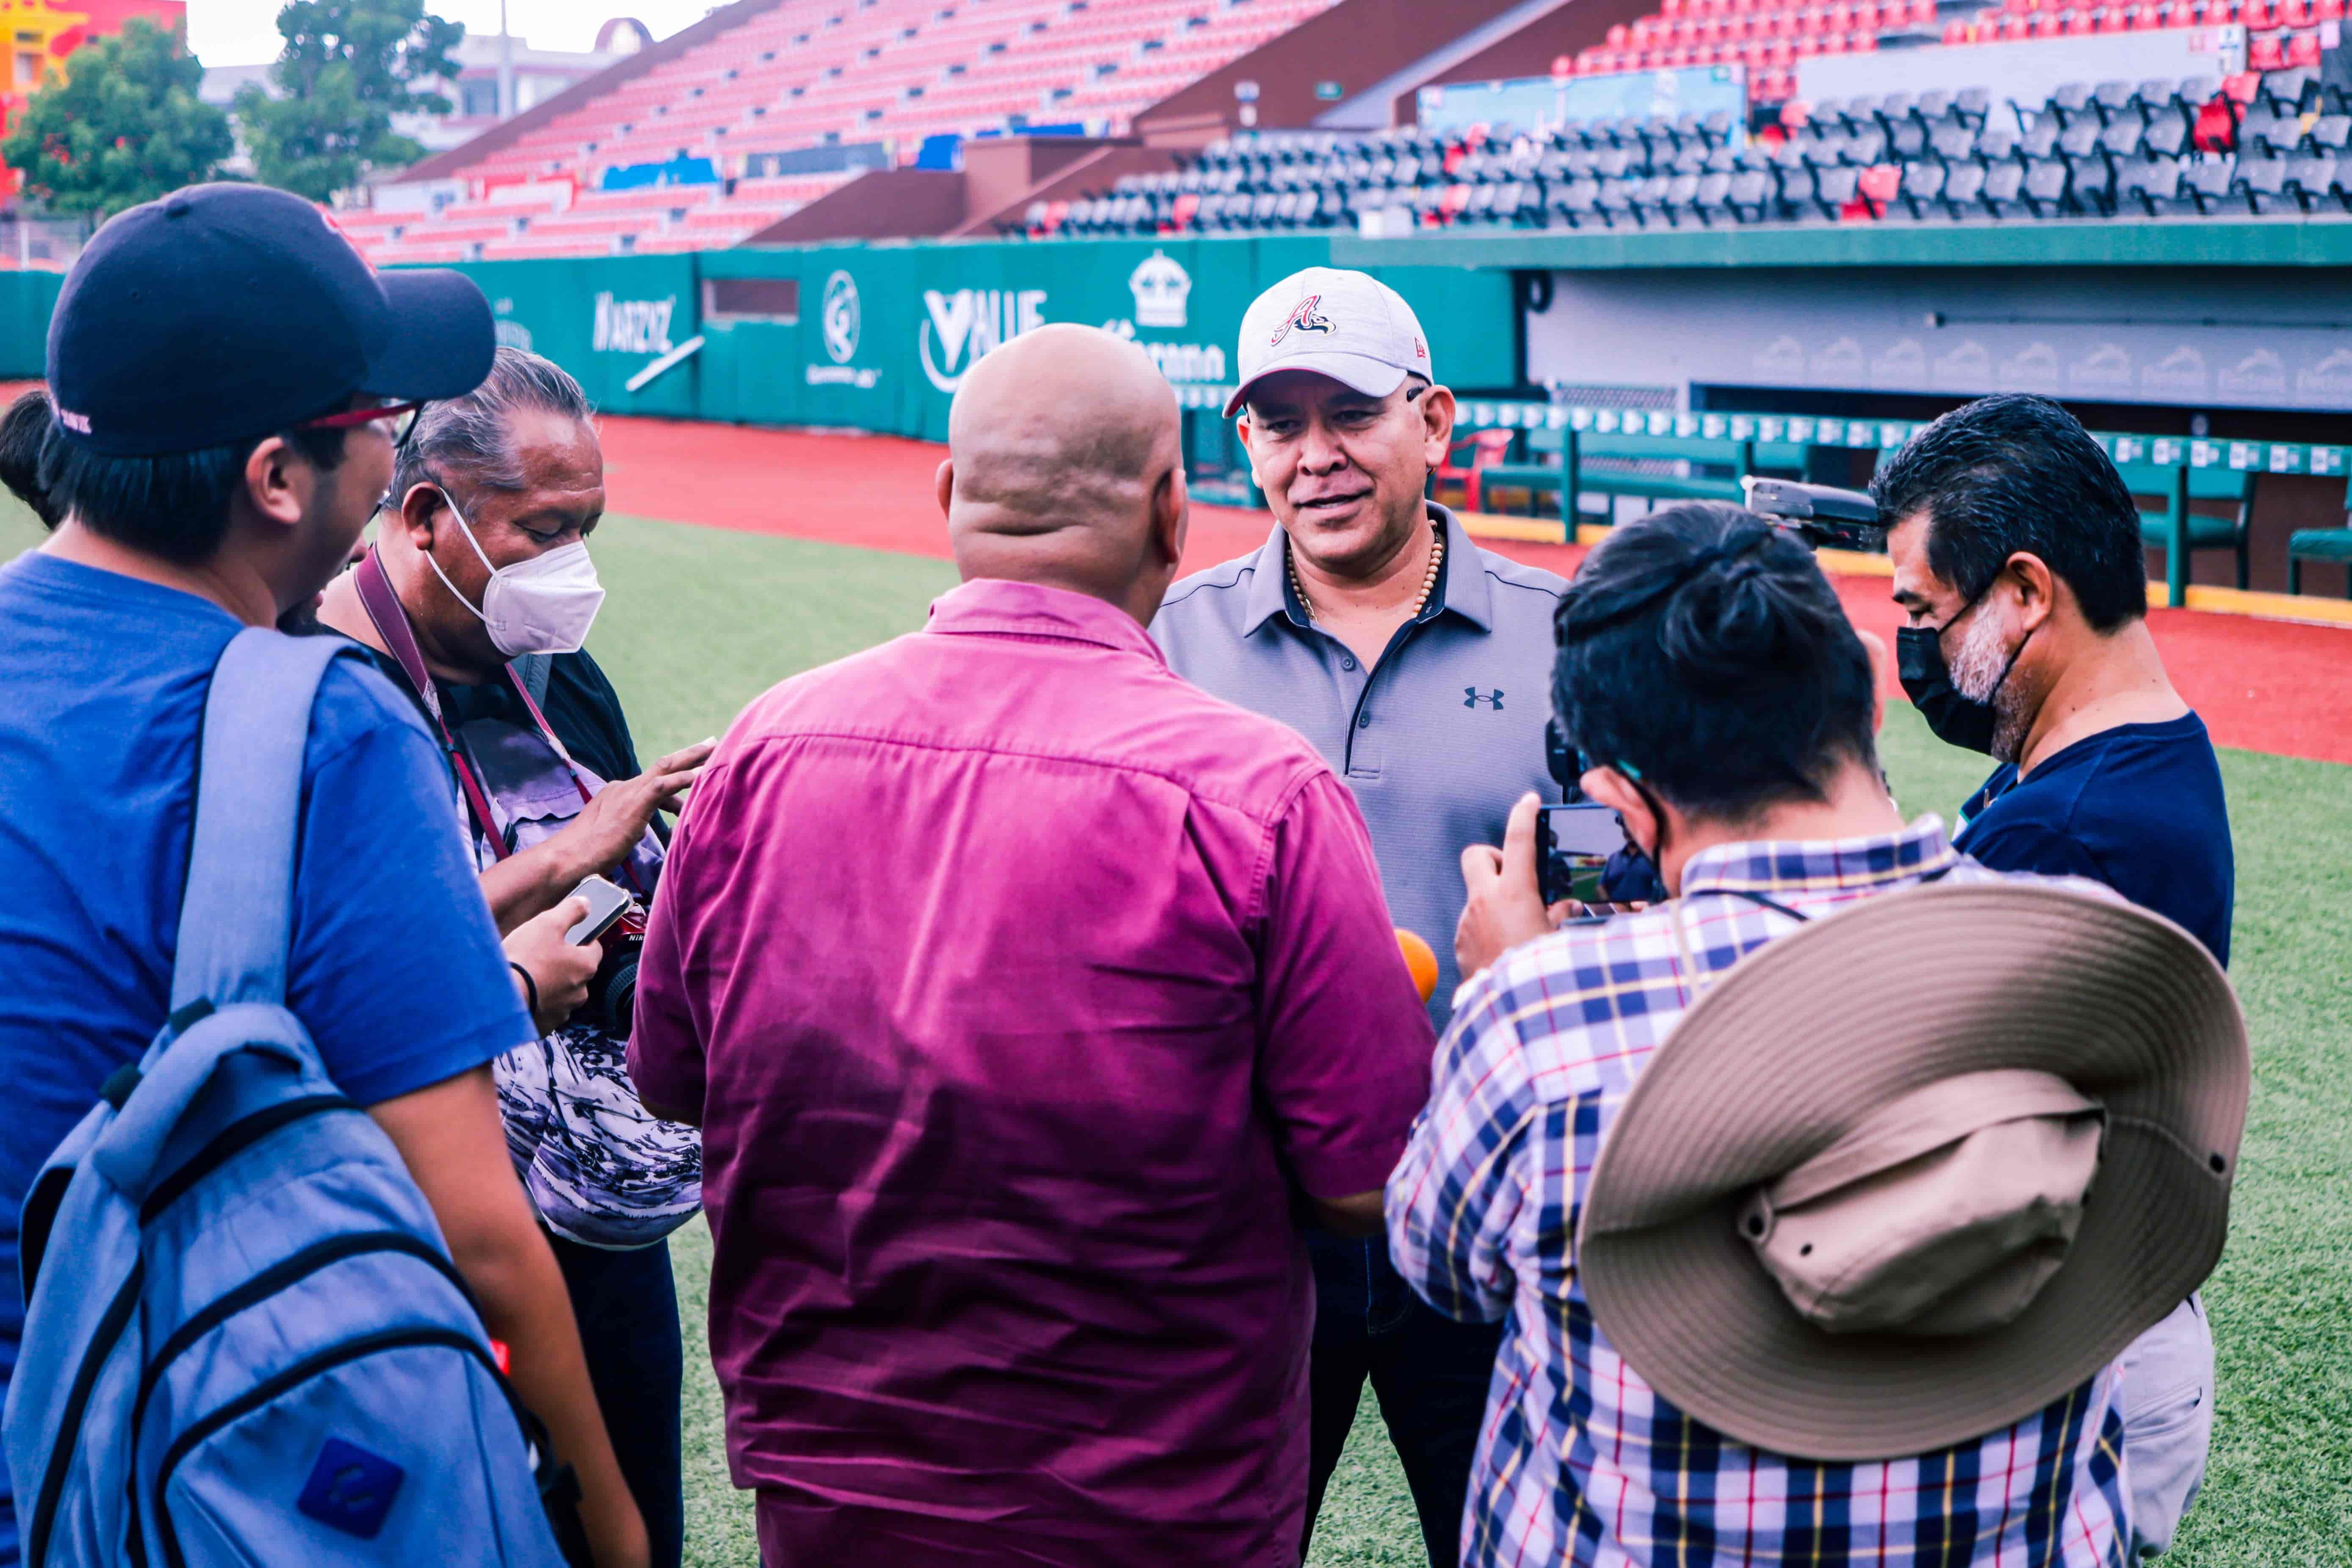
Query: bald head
937,323,1188,623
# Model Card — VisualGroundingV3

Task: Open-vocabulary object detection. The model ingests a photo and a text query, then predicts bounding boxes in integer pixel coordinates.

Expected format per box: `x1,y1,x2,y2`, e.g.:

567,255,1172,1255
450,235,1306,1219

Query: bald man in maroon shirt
631,325,1436,1567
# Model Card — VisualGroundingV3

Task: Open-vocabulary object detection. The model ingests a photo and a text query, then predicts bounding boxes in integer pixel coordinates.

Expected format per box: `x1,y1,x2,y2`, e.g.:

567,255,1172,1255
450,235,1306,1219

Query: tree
237,0,465,202
1,19,233,218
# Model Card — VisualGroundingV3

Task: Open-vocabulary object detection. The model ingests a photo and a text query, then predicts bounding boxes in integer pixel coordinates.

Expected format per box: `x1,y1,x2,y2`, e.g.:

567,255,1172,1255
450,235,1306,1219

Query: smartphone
1537,802,1627,907
564,874,636,947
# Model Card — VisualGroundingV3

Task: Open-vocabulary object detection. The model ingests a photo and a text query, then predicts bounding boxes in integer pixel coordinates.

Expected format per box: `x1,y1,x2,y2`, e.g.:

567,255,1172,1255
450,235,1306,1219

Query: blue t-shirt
0,552,532,1561
1953,712,2234,967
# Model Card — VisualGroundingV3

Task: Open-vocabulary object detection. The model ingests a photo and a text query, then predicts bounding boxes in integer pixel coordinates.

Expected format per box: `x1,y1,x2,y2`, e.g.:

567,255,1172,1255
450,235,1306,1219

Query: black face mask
1897,589,2033,757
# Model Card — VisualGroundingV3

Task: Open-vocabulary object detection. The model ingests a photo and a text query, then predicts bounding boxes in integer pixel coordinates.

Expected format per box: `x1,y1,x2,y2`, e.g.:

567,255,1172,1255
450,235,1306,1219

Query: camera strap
353,547,595,865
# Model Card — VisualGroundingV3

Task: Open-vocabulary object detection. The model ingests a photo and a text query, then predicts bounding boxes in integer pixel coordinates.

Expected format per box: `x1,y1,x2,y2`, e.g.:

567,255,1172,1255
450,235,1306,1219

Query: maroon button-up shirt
631,578,1435,1566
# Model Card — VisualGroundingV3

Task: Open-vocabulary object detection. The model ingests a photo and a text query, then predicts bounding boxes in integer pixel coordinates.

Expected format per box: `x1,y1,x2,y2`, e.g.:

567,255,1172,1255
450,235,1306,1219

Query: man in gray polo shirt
1151,267,1565,1568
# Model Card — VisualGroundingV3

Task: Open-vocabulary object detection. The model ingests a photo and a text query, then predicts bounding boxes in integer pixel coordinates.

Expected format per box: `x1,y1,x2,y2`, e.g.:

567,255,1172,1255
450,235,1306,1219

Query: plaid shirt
1388,818,2131,1568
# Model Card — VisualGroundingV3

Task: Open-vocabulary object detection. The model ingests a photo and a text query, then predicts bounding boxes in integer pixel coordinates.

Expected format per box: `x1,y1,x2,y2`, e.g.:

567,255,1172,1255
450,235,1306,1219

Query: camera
564,874,646,1039
1740,477,1886,553
590,907,645,1040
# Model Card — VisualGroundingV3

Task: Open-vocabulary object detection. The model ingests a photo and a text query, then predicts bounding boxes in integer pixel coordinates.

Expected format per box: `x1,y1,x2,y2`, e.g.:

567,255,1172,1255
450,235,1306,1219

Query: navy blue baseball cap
47,182,496,457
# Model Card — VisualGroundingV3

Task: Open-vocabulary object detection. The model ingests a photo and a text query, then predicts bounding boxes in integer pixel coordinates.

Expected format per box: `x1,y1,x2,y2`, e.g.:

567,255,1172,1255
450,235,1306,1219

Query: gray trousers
2121,1296,2214,1559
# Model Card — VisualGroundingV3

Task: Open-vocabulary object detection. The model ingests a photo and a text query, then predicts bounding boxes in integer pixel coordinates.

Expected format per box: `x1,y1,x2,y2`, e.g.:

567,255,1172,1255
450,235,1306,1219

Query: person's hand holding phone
504,897,602,1034
1458,793,1574,985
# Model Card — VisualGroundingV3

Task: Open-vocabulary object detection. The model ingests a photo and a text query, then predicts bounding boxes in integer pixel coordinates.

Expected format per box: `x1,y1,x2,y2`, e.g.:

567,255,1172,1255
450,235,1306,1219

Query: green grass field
7,506,2346,1565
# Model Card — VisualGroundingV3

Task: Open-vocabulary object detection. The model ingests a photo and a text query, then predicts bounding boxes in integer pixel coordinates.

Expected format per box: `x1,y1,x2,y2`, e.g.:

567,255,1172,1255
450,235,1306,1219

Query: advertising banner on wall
448,254,703,419
695,234,1511,440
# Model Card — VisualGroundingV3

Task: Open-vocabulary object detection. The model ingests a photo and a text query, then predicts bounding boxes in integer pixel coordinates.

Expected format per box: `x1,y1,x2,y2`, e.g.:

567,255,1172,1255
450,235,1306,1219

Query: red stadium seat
2287,28,2322,62
2248,31,2286,66
1856,163,1900,216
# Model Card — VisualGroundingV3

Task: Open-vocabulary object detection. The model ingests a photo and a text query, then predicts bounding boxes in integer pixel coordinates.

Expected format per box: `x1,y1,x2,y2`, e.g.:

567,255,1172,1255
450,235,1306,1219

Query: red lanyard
353,547,595,864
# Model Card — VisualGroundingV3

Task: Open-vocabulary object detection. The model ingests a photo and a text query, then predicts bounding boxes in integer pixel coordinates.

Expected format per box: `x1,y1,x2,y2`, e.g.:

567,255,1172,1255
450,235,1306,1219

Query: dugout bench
1464,427,1812,521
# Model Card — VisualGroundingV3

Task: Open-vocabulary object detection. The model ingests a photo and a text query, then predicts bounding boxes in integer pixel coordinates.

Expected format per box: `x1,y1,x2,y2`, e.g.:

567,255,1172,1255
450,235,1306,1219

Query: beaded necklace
1288,529,1444,624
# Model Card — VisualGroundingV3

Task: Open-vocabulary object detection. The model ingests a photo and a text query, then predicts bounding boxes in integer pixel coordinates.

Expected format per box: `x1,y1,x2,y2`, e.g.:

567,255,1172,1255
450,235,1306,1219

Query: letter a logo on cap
1271,294,1335,346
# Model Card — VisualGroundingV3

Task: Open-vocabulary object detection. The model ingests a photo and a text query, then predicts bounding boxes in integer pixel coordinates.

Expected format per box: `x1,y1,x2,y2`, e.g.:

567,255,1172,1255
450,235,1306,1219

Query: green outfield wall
0,270,61,380
0,236,1516,439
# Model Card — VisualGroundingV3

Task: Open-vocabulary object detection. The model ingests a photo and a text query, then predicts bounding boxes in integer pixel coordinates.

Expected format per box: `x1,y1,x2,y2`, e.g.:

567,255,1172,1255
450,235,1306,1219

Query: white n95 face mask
425,486,607,658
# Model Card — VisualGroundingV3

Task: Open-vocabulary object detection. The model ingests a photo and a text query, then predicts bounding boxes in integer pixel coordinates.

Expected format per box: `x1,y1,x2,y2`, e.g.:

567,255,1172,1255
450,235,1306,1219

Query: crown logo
1129,249,1192,330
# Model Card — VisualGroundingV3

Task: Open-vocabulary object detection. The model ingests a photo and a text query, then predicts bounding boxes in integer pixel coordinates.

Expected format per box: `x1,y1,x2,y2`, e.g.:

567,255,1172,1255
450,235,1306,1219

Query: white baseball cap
1224,267,1434,418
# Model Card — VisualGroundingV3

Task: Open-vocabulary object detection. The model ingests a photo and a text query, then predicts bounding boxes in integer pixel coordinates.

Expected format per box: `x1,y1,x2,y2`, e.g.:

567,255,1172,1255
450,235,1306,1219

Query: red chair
2280,0,2313,21
1857,163,1901,216
2287,28,2322,61
1851,27,1880,47
2248,30,2286,67
1437,430,1514,513
2319,0,2343,22
2243,0,2276,25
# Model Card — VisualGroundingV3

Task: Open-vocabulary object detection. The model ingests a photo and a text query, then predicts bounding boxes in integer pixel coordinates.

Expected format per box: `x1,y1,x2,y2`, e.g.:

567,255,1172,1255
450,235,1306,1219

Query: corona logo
1128,250,1191,330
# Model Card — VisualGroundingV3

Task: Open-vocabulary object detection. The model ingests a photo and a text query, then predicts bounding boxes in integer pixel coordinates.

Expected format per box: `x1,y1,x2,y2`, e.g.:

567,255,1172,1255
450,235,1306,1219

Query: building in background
202,17,655,162
0,0,187,196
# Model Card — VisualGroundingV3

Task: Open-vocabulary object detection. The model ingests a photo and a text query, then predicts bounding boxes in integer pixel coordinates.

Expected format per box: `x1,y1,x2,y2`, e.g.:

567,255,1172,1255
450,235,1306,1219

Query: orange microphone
1395,929,1439,1004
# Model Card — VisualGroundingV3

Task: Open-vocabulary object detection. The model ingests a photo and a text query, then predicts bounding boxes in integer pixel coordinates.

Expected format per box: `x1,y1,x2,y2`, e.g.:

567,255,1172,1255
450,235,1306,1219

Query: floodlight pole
497,0,516,121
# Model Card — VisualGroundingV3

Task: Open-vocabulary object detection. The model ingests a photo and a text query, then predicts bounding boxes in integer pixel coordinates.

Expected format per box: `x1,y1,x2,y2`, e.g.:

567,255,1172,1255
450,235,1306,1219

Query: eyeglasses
298,398,426,447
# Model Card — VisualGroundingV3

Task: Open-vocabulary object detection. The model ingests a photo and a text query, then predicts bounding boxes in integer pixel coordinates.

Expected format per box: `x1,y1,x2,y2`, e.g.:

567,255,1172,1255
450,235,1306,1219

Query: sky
186,2,721,67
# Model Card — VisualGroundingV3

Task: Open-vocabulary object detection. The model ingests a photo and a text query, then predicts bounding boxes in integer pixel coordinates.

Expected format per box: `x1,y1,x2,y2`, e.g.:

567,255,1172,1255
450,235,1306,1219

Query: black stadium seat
2283,154,2343,211
2184,155,2240,213
2022,157,2074,218
1056,69,2352,239
1894,161,1944,221
1728,168,1775,223
2236,154,2294,213
1939,160,1988,218
1981,159,2028,218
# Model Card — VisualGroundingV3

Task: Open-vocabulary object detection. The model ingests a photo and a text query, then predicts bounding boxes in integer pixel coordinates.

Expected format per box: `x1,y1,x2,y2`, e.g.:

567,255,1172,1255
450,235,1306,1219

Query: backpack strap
168,628,352,1011
87,628,356,1198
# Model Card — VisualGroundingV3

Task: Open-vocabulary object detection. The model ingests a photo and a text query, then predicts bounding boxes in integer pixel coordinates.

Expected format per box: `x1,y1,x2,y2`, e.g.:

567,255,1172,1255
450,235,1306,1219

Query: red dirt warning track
599,417,2352,767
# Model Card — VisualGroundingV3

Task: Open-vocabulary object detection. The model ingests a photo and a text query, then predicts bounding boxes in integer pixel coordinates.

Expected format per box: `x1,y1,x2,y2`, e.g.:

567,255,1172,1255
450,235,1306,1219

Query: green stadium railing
1405,398,2351,607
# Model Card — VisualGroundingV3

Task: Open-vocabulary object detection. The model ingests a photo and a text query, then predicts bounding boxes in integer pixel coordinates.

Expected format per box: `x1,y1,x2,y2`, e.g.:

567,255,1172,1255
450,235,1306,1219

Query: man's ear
394,481,445,554
241,435,308,529
1418,383,1457,469
1580,766,1657,853
2005,550,2060,633
935,457,954,520
1151,462,1189,569
1236,413,1270,493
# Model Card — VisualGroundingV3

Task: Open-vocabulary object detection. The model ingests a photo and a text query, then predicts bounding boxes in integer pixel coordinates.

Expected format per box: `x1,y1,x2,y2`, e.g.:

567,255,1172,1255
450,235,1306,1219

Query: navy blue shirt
0,554,532,1558
1153,505,1567,1027
1953,712,2234,967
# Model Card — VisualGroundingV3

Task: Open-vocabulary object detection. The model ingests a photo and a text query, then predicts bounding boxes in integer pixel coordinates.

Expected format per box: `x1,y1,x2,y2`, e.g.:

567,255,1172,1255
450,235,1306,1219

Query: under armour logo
1464,688,1504,710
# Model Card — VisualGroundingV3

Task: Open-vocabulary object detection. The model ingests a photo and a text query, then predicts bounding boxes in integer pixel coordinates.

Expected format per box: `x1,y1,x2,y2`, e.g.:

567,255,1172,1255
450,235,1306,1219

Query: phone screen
1538,803,1626,907
565,875,635,946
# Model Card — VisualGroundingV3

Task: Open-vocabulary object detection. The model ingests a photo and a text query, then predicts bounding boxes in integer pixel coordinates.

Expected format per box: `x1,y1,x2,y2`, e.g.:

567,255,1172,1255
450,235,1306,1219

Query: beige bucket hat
1577,881,2250,1462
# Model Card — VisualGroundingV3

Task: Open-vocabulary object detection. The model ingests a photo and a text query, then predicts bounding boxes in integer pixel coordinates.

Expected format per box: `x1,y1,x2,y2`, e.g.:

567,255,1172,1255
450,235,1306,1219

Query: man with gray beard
1874,393,2232,1561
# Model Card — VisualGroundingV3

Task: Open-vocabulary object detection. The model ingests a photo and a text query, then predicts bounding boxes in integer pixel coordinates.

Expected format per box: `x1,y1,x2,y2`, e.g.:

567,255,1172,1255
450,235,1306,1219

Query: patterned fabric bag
460,713,702,1249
